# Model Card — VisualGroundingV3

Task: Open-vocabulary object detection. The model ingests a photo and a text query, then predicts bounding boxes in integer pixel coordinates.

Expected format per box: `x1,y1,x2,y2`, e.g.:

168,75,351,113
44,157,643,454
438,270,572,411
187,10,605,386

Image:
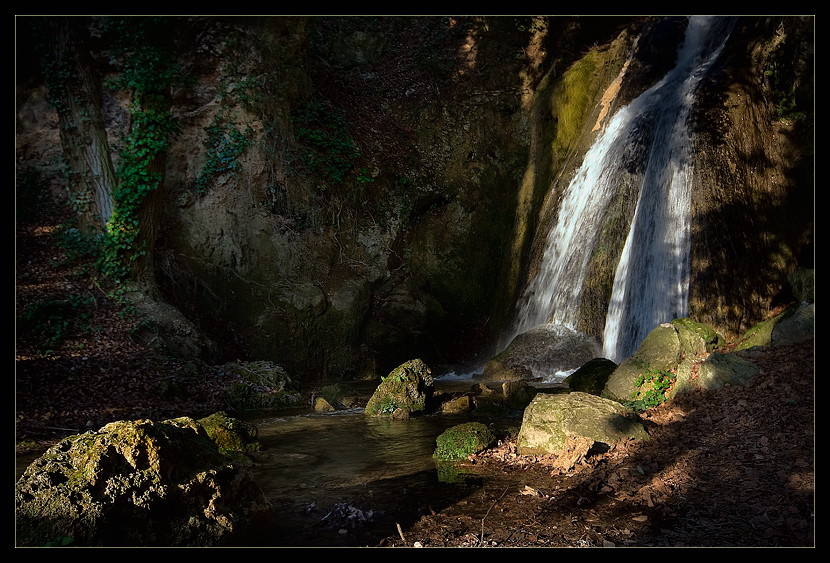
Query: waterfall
509,16,736,363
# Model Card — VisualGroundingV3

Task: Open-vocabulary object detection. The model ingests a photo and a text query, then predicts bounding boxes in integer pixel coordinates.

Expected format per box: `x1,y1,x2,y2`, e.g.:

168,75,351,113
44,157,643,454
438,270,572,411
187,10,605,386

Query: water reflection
243,408,504,546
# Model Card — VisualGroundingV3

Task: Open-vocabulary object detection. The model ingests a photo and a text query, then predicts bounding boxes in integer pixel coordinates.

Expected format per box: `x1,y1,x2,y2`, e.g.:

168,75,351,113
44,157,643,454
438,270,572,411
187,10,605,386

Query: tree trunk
45,17,116,233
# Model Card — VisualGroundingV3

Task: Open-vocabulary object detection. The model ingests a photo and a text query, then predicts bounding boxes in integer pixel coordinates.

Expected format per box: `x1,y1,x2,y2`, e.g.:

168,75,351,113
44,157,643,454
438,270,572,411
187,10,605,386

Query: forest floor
15,197,814,548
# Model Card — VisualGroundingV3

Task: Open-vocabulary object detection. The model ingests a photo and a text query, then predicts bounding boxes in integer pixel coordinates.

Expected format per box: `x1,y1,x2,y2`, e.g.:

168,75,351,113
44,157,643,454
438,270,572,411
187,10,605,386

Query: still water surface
243,403,516,546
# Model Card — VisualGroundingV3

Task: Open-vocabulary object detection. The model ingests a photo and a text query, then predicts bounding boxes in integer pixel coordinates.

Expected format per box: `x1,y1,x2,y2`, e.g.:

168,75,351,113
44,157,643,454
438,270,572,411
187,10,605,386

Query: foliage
763,34,807,123
56,221,103,263
292,99,360,186
19,294,95,354
624,367,676,413
44,536,74,547
195,117,254,195
96,17,184,280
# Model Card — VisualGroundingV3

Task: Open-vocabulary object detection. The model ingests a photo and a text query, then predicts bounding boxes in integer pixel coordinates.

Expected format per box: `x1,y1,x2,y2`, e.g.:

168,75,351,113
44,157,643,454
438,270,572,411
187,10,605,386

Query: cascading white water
509,16,736,363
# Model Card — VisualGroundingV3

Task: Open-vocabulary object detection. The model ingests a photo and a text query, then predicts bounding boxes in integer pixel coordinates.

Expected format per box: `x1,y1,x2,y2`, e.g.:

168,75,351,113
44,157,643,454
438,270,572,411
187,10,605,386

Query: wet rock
563,358,618,395
314,397,336,412
197,411,262,455
15,418,272,547
471,382,496,395
318,383,360,410
364,359,435,417
222,361,304,410
440,394,474,414
482,324,601,382
502,380,537,410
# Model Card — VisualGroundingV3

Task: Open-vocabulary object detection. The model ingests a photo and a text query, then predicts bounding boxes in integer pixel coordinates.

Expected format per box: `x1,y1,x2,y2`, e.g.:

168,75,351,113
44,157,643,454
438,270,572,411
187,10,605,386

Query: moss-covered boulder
603,318,725,403
695,351,759,391
603,323,682,403
222,361,304,410
15,418,272,547
516,392,649,456
735,301,814,351
197,411,262,455
364,359,435,417
563,357,618,395
433,422,497,461
482,324,602,382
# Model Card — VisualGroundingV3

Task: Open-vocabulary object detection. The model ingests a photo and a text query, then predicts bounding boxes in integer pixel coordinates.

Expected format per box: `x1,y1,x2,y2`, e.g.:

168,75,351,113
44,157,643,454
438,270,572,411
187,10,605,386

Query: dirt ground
16,198,814,548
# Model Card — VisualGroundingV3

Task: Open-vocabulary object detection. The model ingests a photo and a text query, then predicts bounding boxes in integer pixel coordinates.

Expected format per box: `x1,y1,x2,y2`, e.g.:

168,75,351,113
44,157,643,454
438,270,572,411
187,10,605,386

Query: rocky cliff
16,16,813,382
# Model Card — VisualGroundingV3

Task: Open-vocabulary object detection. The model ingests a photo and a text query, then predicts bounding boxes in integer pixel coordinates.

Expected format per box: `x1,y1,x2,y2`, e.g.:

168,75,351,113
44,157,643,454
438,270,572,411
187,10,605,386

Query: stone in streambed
364,359,435,417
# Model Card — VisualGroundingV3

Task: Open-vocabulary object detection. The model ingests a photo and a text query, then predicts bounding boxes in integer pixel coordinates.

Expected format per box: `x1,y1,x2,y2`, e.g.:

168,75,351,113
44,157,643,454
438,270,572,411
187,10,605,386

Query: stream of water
240,378,521,546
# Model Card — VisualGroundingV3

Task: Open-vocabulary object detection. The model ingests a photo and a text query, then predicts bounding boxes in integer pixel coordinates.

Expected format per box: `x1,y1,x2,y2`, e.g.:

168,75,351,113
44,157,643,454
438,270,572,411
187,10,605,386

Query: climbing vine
96,17,183,279
292,99,361,187
195,114,254,196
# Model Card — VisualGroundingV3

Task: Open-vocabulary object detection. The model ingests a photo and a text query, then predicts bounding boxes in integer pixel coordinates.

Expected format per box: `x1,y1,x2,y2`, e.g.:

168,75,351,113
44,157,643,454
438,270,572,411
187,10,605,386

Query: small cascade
508,16,736,364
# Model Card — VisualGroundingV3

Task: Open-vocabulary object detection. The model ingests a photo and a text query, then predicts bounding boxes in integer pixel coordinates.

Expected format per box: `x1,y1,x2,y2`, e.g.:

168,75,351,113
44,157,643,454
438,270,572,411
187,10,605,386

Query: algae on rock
15,417,272,547
433,422,496,461
364,358,435,417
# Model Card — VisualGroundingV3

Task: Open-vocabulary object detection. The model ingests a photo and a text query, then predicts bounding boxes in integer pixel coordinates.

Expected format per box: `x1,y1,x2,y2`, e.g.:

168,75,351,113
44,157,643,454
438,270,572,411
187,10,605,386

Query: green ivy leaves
625,368,677,413
97,18,183,280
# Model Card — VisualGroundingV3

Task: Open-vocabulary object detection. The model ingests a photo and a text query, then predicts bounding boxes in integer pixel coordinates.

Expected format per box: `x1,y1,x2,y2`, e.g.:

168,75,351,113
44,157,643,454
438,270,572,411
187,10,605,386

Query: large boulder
482,324,602,382
695,351,759,391
516,392,649,456
364,359,435,417
15,417,272,547
603,318,725,403
603,322,683,403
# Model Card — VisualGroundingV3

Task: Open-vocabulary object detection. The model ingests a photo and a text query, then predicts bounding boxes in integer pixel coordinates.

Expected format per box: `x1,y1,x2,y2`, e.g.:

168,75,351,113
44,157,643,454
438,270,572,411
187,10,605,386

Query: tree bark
45,17,116,233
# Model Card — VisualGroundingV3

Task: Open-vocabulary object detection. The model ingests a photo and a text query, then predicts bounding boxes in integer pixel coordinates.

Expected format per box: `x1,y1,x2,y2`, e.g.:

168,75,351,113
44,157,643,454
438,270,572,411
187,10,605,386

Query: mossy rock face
364,359,435,417
516,392,648,456
564,358,618,395
197,411,262,455
15,418,272,547
433,422,496,461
